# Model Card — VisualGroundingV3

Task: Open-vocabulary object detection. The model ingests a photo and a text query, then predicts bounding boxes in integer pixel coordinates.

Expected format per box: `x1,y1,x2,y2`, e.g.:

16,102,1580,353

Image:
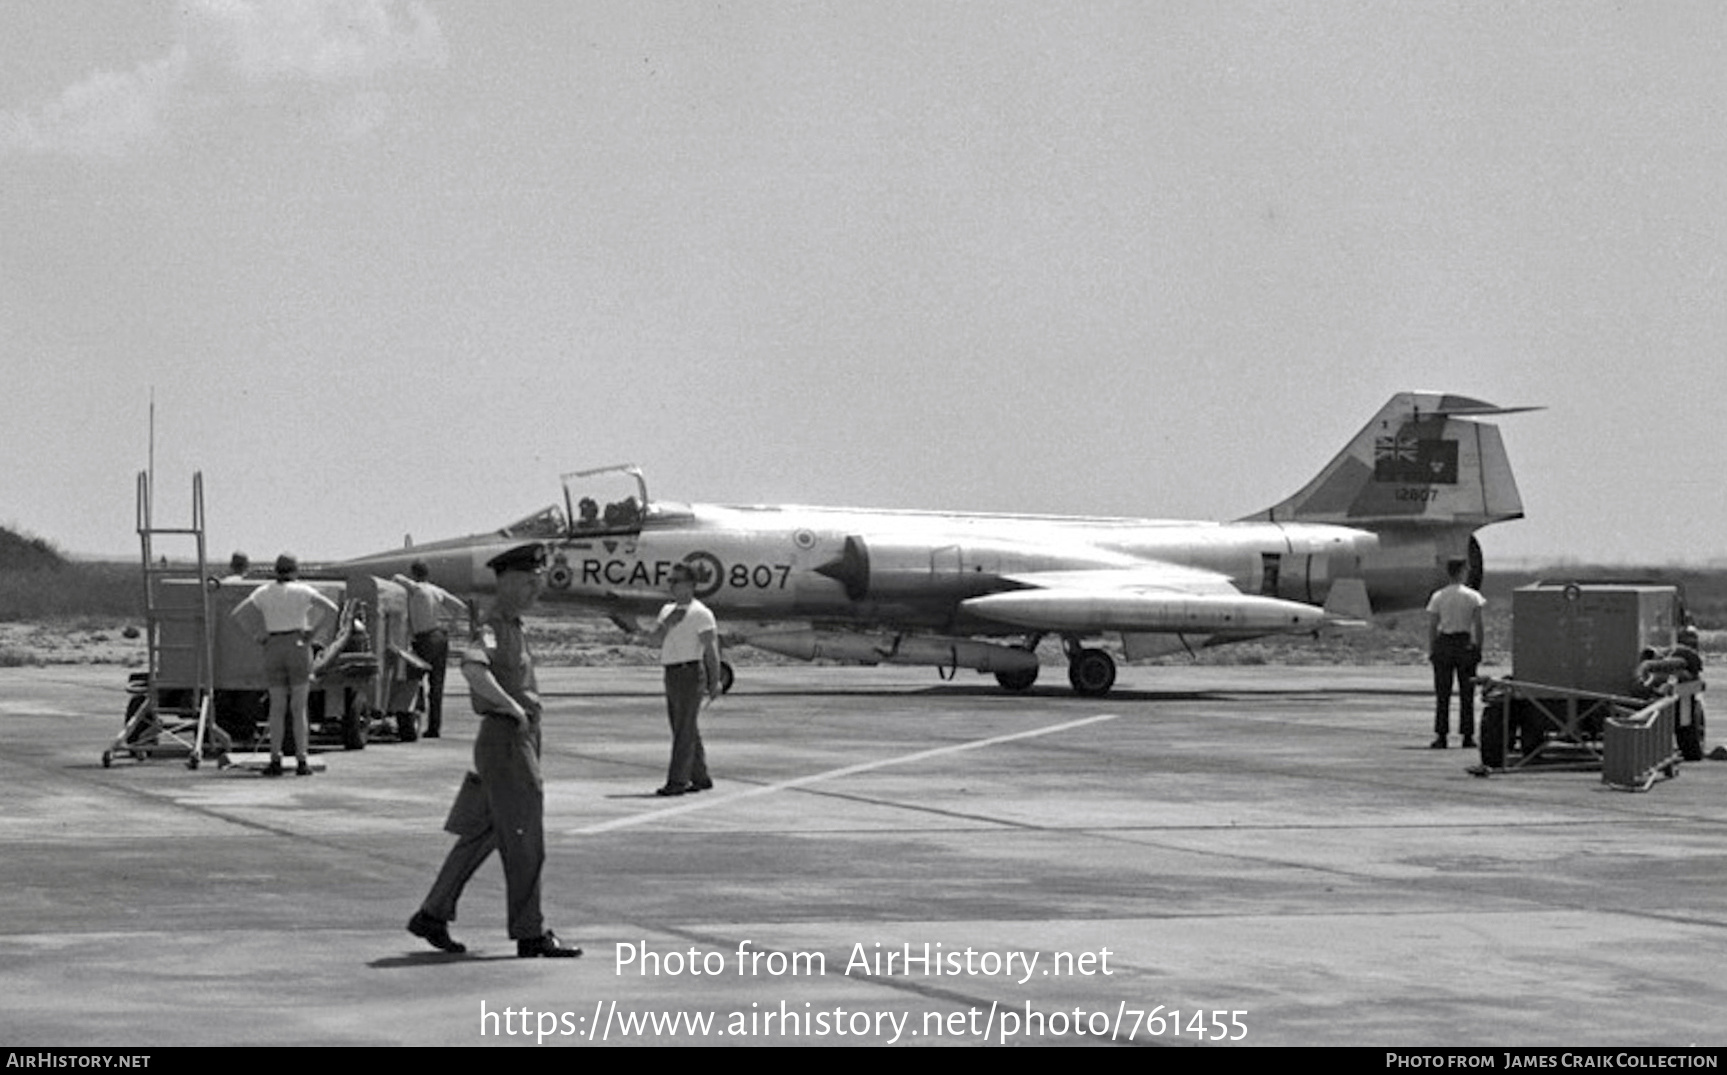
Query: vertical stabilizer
1247,392,1532,530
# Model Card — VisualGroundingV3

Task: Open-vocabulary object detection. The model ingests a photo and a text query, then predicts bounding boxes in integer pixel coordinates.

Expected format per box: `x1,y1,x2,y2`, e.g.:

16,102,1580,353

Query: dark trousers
663,662,709,788
412,628,450,735
1432,634,1479,737
421,714,545,939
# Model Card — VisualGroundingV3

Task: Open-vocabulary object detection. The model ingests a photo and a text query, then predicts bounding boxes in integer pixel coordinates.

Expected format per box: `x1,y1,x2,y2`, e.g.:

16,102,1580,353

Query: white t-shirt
656,599,716,665
241,580,335,633
1426,583,1485,635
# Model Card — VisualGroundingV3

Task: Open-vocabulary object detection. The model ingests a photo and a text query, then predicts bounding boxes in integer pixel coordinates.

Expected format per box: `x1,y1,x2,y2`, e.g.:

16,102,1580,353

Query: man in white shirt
642,562,722,796
1426,557,1486,749
231,553,339,776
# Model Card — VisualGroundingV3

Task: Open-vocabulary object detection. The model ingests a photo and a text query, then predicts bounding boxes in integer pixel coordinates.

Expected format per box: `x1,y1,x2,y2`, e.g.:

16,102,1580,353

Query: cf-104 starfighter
338,392,1530,696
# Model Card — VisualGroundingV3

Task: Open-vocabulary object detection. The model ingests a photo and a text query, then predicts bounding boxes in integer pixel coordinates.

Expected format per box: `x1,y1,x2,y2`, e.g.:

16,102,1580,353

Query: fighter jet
337,392,1530,696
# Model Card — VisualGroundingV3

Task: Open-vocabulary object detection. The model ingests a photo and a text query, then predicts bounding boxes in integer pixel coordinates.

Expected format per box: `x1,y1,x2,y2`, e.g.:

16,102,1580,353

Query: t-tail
1244,391,1537,614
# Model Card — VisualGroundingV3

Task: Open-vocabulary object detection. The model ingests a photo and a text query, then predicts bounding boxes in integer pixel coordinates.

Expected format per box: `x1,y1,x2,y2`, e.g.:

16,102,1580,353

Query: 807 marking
726,563,792,590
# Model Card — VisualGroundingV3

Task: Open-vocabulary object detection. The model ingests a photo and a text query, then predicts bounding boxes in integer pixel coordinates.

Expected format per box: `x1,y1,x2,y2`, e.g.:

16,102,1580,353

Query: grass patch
0,563,141,622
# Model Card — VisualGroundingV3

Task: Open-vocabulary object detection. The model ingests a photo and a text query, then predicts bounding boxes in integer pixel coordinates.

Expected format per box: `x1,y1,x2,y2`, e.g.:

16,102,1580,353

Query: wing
961,562,1330,634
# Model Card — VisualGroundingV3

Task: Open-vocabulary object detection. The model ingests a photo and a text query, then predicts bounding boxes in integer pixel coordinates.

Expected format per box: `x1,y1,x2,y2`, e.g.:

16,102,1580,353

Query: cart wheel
186,755,200,771
102,750,113,768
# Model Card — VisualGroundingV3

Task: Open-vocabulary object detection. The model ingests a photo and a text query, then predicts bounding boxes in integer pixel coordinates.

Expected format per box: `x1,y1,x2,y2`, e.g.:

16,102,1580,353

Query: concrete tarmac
2,664,1724,1047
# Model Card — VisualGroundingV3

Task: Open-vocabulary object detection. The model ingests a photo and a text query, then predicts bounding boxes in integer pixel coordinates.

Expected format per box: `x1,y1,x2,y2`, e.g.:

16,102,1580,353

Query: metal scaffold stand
103,471,231,769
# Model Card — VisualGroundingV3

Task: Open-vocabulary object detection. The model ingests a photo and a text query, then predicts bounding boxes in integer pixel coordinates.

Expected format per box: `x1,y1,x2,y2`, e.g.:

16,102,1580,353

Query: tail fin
1247,392,1534,530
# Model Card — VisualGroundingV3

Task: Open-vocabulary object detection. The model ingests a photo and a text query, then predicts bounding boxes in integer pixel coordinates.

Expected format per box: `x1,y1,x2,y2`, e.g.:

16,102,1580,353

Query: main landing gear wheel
1067,649,1116,697
995,667,1040,692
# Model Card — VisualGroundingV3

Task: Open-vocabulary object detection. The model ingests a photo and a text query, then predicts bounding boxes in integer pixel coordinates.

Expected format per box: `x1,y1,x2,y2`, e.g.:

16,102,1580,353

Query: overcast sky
3,1,1723,569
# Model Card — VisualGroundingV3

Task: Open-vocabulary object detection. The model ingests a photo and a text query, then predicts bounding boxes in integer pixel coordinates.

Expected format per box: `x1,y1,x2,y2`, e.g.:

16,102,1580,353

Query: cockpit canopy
563,464,651,535
493,465,693,540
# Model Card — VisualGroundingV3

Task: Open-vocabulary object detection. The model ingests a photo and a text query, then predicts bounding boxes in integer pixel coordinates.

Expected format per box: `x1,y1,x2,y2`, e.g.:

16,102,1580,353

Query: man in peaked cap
408,543,580,958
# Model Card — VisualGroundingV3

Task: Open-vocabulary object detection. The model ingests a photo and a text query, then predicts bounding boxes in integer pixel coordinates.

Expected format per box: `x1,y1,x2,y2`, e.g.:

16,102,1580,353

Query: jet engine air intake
813,536,869,601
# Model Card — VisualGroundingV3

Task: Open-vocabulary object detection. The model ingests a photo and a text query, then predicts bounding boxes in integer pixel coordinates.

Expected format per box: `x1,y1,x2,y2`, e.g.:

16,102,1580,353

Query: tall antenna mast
148,386,156,514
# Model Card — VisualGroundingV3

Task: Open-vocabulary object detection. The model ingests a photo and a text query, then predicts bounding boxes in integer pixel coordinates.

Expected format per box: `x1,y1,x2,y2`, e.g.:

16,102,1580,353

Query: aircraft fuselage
342,503,1378,636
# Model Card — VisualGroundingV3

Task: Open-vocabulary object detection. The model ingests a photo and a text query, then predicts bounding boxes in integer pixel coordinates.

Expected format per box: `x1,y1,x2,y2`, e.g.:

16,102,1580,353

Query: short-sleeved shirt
239,580,336,634
464,613,540,717
656,599,716,665
1426,583,1486,635
404,579,464,635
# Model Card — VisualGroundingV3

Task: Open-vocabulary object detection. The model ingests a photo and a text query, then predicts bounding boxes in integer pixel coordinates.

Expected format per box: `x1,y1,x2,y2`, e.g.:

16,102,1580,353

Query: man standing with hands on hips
231,553,339,777
643,562,722,797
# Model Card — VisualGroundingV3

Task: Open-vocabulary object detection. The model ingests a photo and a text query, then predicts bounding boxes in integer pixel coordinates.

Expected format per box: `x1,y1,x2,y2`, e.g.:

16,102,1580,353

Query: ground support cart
104,473,432,767
1472,677,1641,775
1468,581,1703,783
1473,675,1703,784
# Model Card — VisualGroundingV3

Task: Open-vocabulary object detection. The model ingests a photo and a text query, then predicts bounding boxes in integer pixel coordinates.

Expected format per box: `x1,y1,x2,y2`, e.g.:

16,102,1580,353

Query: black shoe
517,930,582,958
655,783,690,797
1461,736,1477,749
407,911,466,954
1430,737,1447,749
689,779,713,792
261,760,285,776
423,730,441,739
295,760,313,776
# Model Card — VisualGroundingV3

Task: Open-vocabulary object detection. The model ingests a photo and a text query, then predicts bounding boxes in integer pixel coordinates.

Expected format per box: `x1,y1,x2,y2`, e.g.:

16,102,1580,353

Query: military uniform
418,610,547,940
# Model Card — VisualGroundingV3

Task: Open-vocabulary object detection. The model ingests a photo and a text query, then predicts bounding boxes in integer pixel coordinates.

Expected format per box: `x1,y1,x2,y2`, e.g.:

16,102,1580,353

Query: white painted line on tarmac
567,712,1120,836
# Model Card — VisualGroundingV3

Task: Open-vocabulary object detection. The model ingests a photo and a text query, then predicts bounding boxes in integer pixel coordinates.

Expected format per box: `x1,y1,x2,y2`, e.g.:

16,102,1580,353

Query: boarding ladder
103,472,224,768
